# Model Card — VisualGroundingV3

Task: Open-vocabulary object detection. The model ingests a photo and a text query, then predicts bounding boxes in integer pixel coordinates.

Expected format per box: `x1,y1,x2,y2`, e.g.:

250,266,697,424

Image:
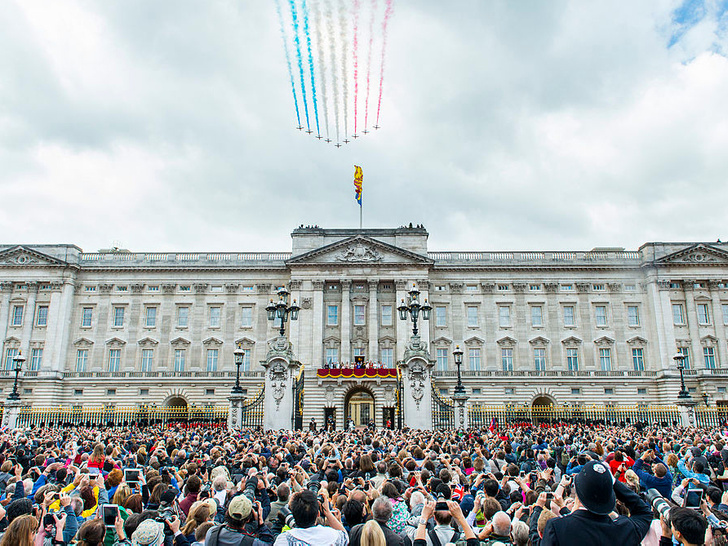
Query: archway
344,387,375,427
531,394,557,424
531,395,556,408
164,396,188,409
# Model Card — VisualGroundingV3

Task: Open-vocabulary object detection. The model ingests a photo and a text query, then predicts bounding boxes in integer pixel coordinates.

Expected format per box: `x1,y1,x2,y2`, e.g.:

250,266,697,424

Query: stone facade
1,227,728,430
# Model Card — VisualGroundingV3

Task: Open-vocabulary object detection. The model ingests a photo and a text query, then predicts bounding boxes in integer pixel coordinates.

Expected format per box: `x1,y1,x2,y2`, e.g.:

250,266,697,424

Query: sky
1,0,728,253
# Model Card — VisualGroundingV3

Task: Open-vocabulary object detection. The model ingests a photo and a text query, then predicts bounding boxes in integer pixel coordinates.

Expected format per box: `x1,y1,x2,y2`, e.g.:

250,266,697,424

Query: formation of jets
295,125,381,148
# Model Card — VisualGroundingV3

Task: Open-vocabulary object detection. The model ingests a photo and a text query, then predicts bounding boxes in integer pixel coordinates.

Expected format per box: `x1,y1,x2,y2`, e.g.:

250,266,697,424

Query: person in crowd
351,496,402,546
274,489,347,546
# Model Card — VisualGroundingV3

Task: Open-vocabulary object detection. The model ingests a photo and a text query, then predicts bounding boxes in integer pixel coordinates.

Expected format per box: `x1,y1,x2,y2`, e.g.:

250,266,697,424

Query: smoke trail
301,0,320,136
274,0,302,127
363,0,377,131
352,0,360,135
325,0,340,143
289,0,311,132
339,0,349,138
311,0,330,139
375,0,393,127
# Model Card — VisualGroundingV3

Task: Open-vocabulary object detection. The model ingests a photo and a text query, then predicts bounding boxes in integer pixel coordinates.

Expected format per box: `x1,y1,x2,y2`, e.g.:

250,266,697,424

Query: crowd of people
0,421,726,546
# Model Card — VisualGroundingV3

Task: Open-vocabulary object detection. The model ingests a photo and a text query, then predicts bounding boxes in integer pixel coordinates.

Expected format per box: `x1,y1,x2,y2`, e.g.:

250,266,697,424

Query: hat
228,495,252,520
160,489,177,505
131,520,165,546
574,461,616,516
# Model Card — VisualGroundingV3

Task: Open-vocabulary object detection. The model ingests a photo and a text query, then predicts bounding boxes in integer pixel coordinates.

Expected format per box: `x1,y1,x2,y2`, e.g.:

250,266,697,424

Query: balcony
431,369,657,379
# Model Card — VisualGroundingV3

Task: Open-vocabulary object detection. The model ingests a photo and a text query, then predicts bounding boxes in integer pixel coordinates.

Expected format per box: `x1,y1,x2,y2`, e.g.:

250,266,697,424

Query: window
145,307,157,328
353,348,365,359
499,306,511,327
177,307,189,328
467,306,479,328
107,389,116,396
534,348,546,371
561,284,574,291
531,306,543,327
719,387,727,394
563,306,575,327
381,348,393,368
627,306,640,327
469,348,481,371
571,388,581,395
209,307,221,328
205,389,215,396
625,284,636,292
599,348,612,371
472,388,481,395
242,285,254,292
501,348,514,371
723,304,728,326
325,348,339,367
30,348,43,371
116,286,127,292
354,305,366,326
75,350,88,372
11,305,24,326
74,389,83,396
36,305,48,327
3,348,18,371
435,306,446,327
112,307,125,327
529,284,541,292
678,347,691,369
173,349,186,372
241,349,251,371
241,307,253,328
595,305,608,326
632,348,645,371
497,284,509,291
704,347,717,369
327,305,338,326
670,282,681,289
697,304,710,325
211,285,223,293
672,304,685,325
108,349,121,372
505,387,515,395
466,285,478,292
567,348,579,371
81,307,93,328
604,388,614,395
148,286,159,292
436,348,448,371
180,285,191,292
637,388,647,395
141,349,154,372
207,349,219,371
140,388,149,396
381,305,393,326
593,284,605,291
85,286,96,292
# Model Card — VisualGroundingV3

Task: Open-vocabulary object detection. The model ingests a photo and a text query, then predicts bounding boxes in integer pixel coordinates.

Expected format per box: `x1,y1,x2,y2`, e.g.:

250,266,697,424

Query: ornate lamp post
8,351,25,401
673,352,690,399
266,288,300,337
397,284,432,336
453,345,465,395
232,346,245,394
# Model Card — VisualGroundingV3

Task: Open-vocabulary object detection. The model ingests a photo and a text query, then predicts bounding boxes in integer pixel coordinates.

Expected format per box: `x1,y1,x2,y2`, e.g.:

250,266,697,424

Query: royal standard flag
354,165,363,206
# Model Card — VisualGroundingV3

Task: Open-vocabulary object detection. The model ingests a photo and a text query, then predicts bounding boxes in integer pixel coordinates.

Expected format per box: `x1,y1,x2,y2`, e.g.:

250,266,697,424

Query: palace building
1,225,728,429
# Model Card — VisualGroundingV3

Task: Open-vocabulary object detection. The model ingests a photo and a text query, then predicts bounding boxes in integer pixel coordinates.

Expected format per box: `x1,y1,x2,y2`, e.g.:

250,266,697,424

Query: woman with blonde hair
112,483,132,506
181,500,212,542
0,514,38,546
360,519,386,546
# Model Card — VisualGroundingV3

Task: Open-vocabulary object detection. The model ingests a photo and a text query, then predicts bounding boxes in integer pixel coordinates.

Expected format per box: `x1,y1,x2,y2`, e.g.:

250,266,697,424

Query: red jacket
609,456,634,482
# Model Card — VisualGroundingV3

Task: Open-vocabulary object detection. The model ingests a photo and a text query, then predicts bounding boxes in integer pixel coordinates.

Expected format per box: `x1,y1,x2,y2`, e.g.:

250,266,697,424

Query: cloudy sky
1,0,727,253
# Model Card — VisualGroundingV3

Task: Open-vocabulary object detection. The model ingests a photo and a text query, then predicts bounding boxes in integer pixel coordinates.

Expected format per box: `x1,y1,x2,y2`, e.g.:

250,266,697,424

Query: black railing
432,386,454,429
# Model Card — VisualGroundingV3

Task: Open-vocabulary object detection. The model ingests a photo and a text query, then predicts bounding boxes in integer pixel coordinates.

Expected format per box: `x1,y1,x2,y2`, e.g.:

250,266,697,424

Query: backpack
428,528,460,546
205,526,257,546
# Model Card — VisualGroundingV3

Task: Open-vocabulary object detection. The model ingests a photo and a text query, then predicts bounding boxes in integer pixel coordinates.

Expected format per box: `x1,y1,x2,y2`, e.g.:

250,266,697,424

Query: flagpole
359,203,362,231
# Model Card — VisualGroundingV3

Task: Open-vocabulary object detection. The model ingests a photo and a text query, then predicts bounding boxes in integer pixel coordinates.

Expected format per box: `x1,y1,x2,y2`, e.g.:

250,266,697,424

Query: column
52,281,76,372
341,280,351,364
0,283,12,346
368,279,378,361
418,280,431,348
19,282,38,358
43,285,62,370
395,280,409,361
288,280,302,361
312,281,325,367
710,283,727,368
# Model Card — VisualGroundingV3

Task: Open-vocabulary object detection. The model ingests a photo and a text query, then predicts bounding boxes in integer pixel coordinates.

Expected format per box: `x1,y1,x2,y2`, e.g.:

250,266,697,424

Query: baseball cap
131,520,165,546
228,495,252,520
574,461,616,516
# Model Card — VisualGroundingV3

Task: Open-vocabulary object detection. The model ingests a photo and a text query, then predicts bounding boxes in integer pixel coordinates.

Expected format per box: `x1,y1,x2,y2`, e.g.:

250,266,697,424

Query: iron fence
432,387,455,429
239,387,265,429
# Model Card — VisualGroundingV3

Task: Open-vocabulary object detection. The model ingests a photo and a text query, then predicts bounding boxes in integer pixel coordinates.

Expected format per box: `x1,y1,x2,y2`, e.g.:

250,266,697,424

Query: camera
278,506,296,529
435,493,448,511
307,480,321,493
243,476,259,502
646,488,672,524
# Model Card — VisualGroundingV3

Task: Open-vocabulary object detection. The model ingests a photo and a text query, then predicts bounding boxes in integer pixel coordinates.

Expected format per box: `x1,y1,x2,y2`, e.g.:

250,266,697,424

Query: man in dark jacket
541,460,652,546
632,450,673,498
351,496,403,546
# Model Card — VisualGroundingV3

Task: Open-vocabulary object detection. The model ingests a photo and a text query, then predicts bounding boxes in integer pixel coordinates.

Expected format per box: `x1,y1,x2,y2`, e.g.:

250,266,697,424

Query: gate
396,367,404,429
431,385,454,429
292,368,304,430
239,386,265,428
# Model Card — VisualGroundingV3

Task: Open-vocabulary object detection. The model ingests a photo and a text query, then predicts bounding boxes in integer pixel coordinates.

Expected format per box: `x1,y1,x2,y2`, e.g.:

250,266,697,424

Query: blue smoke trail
274,0,301,127
289,0,311,131
301,0,320,136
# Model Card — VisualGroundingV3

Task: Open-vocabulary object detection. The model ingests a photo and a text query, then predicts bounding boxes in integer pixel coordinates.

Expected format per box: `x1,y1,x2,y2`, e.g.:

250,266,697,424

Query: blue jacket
677,458,710,485
632,457,673,498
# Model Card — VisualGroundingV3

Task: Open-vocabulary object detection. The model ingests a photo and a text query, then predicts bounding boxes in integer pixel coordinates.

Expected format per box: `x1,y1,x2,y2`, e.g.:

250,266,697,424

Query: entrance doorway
531,395,556,424
324,408,336,431
166,396,188,409
382,407,395,429
345,388,375,426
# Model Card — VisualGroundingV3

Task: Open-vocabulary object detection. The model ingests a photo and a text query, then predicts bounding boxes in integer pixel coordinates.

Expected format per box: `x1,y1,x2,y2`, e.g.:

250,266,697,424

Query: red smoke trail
353,0,360,135
375,0,393,127
364,0,377,131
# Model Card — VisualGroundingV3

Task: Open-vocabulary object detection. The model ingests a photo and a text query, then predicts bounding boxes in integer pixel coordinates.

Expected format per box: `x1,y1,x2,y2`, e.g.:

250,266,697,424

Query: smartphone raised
124,468,140,484
684,488,703,509
101,504,119,526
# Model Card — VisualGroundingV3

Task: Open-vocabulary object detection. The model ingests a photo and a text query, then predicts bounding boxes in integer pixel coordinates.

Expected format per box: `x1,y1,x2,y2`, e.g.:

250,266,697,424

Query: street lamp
702,392,709,406
397,284,432,336
8,351,25,401
673,352,690,399
453,345,465,395
232,346,245,394
266,288,300,337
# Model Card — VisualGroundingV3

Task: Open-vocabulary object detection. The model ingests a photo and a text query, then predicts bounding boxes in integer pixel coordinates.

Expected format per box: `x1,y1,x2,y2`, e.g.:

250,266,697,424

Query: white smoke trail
339,0,349,139
324,0,340,143
311,0,330,139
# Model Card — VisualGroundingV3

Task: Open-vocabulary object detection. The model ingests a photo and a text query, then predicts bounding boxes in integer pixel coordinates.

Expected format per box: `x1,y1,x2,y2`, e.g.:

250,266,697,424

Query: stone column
261,336,300,430
368,280,379,361
677,396,698,427
1,398,21,430
19,282,38,358
453,391,470,430
417,280,431,348
400,336,435,430
0,283,12,345
312,281,325,368
395,280,409,362
228,391,246,429
341,280,351,365
52,281,76,372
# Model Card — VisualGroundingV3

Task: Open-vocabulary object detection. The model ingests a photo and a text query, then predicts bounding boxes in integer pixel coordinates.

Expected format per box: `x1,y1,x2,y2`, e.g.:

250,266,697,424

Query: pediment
655,244,728,266
561,336,582,346
464,336,485,346
626,336,648,345
378,335,396,344
496,336,518,346
202,337,223,346
0,246,69,267
594,335,615,346
73,337,93,347
234,337,256,348
432,336,452,346
529,336,550,346
170,337,191,346
287,236,433,266
105,337,126,346
3,336,21,345
137,337,159,346
701,335,718,343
